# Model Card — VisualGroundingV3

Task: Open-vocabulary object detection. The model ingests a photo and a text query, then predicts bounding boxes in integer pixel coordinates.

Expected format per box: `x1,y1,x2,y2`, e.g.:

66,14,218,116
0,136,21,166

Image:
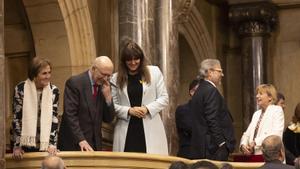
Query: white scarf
20,79,53,151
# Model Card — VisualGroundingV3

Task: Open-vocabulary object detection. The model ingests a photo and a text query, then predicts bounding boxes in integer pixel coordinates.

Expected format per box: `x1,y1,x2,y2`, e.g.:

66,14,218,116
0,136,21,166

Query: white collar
205,79,216,87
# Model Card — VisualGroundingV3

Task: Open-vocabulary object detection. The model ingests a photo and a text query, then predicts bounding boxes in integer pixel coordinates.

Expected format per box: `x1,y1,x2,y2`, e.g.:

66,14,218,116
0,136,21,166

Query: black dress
283,126,300,165
124,73,146,152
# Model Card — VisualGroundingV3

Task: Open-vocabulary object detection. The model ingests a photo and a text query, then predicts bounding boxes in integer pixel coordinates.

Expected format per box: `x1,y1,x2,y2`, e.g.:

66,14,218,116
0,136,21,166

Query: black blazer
190,79,235,159
175,100,193,158
58,71,115,151
258,160,295,169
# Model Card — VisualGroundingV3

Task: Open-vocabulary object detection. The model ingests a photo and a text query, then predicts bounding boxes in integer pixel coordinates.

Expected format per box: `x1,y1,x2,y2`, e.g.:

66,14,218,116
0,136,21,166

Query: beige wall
87,0,118,65
272,8,300,125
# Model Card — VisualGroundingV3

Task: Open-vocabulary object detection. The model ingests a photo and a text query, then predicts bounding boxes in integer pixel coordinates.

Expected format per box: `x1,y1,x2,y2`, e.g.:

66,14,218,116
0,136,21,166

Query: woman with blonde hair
240,84,284,155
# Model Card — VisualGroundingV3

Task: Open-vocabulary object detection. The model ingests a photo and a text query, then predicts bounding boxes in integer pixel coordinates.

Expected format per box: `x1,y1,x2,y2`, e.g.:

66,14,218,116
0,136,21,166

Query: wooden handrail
5,151,264,169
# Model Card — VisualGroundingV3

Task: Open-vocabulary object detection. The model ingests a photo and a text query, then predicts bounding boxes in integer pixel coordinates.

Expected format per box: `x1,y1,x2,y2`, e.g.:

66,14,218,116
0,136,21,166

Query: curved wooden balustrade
5,151,264,169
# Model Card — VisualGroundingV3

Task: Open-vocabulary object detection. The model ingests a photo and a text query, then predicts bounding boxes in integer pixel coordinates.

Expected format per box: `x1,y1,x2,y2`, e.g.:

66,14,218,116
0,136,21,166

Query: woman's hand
47,145,58,156
128,106,147,118
240,144,253,155
12,147,24,160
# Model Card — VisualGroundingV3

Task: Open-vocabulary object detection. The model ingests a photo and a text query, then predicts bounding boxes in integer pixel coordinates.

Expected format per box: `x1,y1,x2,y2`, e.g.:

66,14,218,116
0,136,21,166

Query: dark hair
117,41,150,89
190,161,218,169
220,163,234,169
275,92,285,104
28,57,52,80
292,102,300,123
169,161,189,169
189,79,199,91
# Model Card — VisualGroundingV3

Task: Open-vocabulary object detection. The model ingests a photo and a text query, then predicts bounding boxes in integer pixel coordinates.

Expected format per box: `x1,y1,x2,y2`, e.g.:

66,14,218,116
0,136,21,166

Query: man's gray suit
58,71,114,151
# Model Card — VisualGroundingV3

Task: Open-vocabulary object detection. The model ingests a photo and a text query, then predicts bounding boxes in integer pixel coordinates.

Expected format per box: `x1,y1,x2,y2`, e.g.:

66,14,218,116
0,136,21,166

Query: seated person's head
295,157,300,169
190,161,218,169
261,135,284,162
41,156,65,169
220,163,234,169
169,161,189,169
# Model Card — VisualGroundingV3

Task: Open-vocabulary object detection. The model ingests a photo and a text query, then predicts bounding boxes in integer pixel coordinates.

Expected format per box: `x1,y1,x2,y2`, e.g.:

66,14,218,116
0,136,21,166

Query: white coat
240,105,284,154
111,66,169,155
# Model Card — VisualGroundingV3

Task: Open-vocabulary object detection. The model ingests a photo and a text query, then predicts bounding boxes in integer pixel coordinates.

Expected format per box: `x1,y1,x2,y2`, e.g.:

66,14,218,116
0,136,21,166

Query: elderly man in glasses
58,56,115,151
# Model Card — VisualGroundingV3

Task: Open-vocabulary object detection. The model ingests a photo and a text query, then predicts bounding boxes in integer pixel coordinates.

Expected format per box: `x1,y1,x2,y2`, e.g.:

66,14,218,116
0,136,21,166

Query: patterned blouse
11,81,60,149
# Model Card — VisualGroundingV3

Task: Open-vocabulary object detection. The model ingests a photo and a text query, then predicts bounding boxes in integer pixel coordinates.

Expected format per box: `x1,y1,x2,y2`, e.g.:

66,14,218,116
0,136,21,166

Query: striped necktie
253,112,265,141
93,84,98,98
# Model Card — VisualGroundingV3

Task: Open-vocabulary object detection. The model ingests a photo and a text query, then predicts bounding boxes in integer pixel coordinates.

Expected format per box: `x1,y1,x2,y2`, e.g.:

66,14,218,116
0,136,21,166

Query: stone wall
272,7,300,124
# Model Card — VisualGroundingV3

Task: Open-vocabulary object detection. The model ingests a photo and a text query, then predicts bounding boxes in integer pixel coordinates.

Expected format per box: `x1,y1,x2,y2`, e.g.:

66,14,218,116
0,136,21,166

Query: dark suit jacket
175,100,193,158
58,71,115,151
258,160,295,169
190,79,235,160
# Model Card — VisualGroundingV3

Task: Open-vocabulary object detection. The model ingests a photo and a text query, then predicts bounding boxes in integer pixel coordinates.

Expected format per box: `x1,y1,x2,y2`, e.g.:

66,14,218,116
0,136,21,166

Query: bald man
258,135,294,169
58,56,115,151
41,156,65,169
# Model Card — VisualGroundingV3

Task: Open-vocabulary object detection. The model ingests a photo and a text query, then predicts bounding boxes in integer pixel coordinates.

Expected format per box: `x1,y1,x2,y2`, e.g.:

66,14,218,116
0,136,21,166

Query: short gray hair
261,135,283,162
199,59,220,79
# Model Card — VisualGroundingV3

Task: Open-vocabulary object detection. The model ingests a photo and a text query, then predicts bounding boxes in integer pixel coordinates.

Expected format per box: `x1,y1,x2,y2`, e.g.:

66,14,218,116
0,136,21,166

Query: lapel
121,84,130,103
82,71,96,120
142,80,149,103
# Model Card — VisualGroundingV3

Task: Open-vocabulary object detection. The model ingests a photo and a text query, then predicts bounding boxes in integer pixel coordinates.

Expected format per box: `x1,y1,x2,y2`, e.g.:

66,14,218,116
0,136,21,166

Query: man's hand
12,147,24,160
101,79,112,103
79,140,94,152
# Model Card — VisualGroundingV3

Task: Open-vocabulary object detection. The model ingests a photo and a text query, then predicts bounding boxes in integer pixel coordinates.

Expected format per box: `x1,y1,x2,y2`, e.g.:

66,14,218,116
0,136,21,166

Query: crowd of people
9,40,300,169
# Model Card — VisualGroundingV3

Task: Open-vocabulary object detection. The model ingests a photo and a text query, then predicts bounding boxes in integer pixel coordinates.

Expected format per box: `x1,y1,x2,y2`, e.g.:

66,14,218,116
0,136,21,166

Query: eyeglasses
212,68,223,74
211,68,224,75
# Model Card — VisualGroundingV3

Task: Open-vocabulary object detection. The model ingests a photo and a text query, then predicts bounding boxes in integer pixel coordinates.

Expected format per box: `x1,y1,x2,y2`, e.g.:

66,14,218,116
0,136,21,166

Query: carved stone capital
173,0,195,23
229,1,278,36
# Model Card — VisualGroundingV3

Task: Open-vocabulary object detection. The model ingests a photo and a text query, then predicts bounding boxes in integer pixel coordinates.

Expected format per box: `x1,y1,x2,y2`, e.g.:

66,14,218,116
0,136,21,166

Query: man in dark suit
175,79,199,159
58,56,115,151
258,135,295,169
190,59,235,161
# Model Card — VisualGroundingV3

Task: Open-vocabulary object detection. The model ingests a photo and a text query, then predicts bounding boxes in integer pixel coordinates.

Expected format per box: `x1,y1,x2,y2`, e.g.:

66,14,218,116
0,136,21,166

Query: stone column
155,0,194,155
229,2,277,127
118,0,156,63
0,0,5,167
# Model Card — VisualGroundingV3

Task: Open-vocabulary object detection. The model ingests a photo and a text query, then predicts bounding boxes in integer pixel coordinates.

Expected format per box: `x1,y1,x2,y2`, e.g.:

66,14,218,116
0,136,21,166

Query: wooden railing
5,152,264,169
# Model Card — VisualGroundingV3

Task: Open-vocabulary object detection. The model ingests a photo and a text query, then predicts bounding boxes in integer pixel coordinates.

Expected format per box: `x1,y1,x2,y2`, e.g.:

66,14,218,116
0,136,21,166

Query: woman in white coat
240,84,284,155
111,41,169,155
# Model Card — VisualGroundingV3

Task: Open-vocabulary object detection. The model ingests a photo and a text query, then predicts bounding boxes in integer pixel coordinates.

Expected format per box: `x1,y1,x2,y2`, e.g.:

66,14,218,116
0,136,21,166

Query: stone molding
229,1,278,36
174,0,195,23
58,0,96,72
178,6,216,67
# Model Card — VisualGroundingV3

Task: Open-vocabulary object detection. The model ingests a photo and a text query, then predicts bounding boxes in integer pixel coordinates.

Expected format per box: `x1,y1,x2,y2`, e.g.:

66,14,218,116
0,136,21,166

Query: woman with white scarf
11,57,59,160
